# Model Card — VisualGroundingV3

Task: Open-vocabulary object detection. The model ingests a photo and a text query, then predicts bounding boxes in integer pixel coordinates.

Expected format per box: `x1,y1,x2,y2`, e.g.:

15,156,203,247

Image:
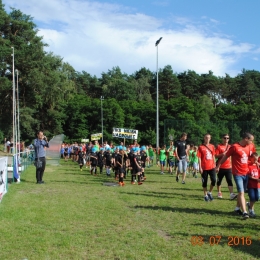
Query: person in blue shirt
33,131,49,184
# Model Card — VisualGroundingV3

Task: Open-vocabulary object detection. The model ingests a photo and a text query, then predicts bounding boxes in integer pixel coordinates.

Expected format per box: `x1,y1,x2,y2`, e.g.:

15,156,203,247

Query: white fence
0,157,8,203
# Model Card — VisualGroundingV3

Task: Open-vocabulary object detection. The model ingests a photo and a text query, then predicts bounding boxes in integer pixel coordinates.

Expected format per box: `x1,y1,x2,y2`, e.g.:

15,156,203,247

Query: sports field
0,160,260,260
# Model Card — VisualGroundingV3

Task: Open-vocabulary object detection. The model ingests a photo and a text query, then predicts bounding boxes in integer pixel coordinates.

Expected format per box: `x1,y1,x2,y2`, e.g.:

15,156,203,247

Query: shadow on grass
145,180,177,183
132,204,235,217
178,232,260,259
120,190,207,201
192,222,260,231
161,187,203,191
19,178,37,184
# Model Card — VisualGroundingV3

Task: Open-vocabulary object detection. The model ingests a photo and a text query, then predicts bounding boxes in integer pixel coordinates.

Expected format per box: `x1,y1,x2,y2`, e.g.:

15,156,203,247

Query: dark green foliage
1,5,260,145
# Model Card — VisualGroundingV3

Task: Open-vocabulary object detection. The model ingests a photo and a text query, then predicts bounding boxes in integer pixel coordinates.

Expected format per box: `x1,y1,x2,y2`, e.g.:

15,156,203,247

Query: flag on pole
13,154,20,182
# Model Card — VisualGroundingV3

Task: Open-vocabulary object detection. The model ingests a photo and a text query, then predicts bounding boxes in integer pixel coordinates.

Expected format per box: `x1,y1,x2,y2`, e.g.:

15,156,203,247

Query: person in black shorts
117,147,127,186
134,147,143,185
97,148,104,174
129,147,137,184
90,147,98,175
215,134,237,200
112,147,120,180
140,146,148,181
78,147,84,171
104,147,112,177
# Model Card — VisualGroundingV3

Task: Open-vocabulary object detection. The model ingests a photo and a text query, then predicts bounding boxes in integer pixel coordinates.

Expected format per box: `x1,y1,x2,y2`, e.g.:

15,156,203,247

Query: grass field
0,159,260,260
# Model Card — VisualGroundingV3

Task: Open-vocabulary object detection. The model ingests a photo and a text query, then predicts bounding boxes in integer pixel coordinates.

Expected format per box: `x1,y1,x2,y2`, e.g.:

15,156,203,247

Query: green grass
0,161,260,260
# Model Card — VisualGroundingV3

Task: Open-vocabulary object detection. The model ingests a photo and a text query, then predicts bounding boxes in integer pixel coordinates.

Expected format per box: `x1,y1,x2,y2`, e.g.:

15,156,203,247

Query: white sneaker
230,193,237,200
217,192,222,198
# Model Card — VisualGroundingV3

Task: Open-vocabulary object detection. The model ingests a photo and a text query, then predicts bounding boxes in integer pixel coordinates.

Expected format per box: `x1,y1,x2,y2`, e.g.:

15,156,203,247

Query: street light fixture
155,37,162,151
100,96,104,145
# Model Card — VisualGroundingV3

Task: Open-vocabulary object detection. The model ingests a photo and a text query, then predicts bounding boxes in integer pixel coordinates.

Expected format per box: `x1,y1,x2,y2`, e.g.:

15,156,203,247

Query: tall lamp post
155,37,162,151
100,96,104,145
16,69,20,155
11,47,16,155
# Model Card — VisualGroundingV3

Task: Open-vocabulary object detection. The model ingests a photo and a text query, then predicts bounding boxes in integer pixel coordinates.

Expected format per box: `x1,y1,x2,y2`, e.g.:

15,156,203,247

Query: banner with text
112,128,138,140
0,157,8,203
81,139,89,143
91,133,102,141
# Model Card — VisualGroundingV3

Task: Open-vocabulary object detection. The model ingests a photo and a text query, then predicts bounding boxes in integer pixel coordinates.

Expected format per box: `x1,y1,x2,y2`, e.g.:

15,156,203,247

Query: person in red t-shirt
215,134,237,200
197,134,216,202
247,152,260,218
216,132,255,219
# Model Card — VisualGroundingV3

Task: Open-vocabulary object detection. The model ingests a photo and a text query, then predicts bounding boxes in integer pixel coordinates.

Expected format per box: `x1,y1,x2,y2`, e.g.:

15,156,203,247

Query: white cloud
3,0,257,77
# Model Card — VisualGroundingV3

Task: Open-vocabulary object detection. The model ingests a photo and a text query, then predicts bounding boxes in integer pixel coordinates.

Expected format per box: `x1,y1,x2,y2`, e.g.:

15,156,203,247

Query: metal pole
156,45,159,150
16,69,20,155
101,96,104,145
11,47,16,155
155,37,162,150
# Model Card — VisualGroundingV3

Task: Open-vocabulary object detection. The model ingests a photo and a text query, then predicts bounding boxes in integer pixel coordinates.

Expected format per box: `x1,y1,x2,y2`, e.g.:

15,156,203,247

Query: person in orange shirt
215,134,237,200
216,132,255,219
197,134,216,202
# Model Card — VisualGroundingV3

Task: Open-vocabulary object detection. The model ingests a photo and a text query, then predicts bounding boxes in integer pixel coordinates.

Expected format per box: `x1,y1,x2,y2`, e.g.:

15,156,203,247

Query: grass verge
0,160,260,260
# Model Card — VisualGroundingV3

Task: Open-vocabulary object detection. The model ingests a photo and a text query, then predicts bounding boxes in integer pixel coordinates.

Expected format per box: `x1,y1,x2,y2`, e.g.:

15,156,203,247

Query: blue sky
4,0,260,77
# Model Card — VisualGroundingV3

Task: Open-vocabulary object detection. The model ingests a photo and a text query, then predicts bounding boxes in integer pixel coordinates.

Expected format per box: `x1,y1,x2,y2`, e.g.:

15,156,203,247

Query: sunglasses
223,137,229,139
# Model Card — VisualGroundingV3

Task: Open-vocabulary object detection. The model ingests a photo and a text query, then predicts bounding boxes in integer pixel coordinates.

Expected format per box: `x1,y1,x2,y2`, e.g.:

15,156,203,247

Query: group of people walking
59,131,259,219
158,132,259,219
61,142,149,186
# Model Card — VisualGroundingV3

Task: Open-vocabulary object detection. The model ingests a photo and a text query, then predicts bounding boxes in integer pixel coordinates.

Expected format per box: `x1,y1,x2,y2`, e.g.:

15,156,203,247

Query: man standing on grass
174,132,188,184
216,132,255,219
197,134,216,202
33,131,49,184
215,134,237,200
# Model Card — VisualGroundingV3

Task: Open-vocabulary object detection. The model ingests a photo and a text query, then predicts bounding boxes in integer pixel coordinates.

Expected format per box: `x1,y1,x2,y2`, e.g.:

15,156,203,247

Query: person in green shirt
188,144,194,174
148,145,154,167
190,146,199,178
94,140,100,152
159,144,167,174
167,145,176,174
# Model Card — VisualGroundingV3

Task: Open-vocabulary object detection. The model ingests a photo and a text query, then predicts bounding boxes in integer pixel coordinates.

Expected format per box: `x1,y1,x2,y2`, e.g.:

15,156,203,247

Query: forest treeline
1,3,260,146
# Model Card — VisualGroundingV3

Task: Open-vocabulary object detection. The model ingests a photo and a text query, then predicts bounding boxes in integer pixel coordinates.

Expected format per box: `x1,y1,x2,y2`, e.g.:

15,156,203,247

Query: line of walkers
60,141,152,186
158,132,259,220
60,131,259,219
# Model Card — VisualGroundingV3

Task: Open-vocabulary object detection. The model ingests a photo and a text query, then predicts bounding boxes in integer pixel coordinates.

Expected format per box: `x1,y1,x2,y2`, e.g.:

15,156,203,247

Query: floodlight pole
16,69,20,155
155,37,162,151
11,47,16,154
100,96,104,145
